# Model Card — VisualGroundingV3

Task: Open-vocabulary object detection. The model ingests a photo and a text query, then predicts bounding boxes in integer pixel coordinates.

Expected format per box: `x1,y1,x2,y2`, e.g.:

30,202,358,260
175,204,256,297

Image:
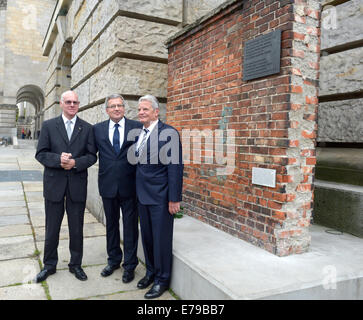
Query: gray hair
138,94,159,110
104,94,127,109
60,90,77,102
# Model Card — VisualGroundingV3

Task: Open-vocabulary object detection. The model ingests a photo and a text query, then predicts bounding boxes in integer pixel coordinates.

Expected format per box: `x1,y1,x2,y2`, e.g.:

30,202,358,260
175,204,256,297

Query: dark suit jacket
136,120,183,205
93,117,142,199
35,115,97,203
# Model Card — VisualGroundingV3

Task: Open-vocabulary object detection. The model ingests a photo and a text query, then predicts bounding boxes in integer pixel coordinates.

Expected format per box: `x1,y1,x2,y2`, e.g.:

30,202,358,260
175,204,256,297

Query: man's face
138,100,159,128
106,97,125,123
60,91,80,120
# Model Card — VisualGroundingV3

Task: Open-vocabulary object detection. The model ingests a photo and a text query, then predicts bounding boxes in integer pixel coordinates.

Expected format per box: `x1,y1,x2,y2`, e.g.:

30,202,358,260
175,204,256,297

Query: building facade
41,0,227,225
0,0,56,139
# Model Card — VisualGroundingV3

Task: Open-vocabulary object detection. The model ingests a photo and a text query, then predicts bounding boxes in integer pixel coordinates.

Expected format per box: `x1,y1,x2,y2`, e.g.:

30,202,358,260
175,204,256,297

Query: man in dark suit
34,90,97,282
93,94,142,283
134,94,183,299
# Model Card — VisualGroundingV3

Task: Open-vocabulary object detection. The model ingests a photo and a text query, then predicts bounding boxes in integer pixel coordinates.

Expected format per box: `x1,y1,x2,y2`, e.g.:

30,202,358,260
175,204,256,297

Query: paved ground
0,141,175,300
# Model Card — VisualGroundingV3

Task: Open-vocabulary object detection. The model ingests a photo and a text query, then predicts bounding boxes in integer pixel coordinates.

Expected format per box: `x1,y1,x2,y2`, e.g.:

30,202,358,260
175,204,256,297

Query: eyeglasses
64,100,80,106
107,104,124,109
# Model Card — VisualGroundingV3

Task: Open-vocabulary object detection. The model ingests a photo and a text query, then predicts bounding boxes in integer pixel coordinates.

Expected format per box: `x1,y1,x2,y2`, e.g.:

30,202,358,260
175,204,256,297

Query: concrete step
314,179,363,238
15,139,37,150
119,213,363,299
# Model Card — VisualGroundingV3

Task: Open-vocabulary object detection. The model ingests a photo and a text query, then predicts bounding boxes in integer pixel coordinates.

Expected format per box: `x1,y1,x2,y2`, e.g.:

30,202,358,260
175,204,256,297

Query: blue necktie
136,128,149,157
113,123,120,154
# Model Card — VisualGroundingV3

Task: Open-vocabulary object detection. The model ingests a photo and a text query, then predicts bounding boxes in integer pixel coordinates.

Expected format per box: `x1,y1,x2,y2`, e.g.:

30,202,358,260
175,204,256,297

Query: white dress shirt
136,119,159,150
62,114,77,137
109,117,125,147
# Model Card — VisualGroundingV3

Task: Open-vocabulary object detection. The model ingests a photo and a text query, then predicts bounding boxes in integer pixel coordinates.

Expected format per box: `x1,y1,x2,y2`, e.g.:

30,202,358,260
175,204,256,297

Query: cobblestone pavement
0,142,175,300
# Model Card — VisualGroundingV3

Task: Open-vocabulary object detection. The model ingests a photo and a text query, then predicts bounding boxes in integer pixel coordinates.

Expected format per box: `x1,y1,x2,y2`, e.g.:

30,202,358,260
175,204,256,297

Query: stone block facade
0,0,55,137
317,0,363,143
314,0,363,238
42,0,227,223
166,0,321,256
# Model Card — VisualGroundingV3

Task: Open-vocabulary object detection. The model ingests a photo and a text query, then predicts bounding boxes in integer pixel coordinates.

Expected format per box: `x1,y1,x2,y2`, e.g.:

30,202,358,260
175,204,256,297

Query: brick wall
166,0,321,256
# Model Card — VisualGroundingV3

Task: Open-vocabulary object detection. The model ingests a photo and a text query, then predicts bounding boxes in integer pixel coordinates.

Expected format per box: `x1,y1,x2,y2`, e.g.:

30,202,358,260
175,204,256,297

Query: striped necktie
136,128,149,157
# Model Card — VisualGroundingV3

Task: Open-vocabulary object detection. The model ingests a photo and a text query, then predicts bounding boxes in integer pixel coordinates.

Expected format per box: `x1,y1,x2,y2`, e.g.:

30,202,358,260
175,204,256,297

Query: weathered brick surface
167,0,321,256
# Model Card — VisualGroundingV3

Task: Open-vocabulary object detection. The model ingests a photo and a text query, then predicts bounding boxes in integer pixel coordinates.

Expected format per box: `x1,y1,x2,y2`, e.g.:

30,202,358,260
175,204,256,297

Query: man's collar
62,114,77,124
143,119,158,132
109,117,125,128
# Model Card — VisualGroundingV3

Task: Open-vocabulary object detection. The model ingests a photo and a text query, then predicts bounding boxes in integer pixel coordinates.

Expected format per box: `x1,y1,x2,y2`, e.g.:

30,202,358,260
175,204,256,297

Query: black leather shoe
122,270,135,283
69,266,88,281
137,275,154,289
35,268,56,283
100,264,120,277
144,284,168,299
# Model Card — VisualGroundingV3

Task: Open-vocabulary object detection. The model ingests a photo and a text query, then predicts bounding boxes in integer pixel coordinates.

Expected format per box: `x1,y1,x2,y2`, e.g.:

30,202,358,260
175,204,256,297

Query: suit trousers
43,184,85,270
138,203,174,287
102,195,139,271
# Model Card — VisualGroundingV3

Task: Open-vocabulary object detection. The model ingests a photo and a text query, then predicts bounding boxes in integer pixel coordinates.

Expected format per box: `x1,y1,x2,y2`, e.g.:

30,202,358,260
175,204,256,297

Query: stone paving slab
30,211,98,228
34,222,106,241
0,284,47,300
86,288,174,300
27,202,44,210
0,235,36,260
0,170,43,182
0,215,29,226
46,264,145,300
36,236,108,269
24,191,44,202
0,201,25,208
0,193,25,201
0,164,19,170
23,181,43,192
0,157,18,163
0,181,23,191
0,224,33,237
0,146,176,301
0,257,40,287
18,162,43,170
0,207,27,216
0,189,23,196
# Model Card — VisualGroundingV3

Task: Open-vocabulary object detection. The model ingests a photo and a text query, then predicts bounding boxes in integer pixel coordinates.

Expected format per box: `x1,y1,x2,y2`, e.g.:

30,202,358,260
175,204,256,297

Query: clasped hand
60,152,75,170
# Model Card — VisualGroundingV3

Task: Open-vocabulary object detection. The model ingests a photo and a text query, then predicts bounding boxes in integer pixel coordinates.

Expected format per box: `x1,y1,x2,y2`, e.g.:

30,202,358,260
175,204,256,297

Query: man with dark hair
93,94,142,283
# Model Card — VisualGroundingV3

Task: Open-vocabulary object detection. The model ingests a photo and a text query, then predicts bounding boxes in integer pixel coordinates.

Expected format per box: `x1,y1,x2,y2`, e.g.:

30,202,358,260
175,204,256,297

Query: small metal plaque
243,30,281,81
252,167,276,188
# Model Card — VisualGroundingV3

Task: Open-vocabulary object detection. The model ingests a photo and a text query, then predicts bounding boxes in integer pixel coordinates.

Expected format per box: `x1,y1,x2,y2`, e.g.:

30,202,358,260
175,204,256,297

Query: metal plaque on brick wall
243,30,281,81
252,167,276,188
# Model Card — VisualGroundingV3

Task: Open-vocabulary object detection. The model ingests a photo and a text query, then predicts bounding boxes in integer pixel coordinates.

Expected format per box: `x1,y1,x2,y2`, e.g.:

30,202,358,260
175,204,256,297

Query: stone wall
317,0,363,142
0,0,55,102
314,0,363,237
167,0,321,256
0,0,55,138
41,0,227,222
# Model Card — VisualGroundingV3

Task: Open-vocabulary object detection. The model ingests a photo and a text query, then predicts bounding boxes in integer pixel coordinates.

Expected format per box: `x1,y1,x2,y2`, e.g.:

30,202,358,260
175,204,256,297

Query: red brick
167,0,319,257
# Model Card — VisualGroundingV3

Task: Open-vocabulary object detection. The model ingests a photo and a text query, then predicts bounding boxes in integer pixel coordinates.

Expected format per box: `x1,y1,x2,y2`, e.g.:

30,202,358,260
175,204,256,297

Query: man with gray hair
135,94,183,299
93,94,142,283
35,90,97,283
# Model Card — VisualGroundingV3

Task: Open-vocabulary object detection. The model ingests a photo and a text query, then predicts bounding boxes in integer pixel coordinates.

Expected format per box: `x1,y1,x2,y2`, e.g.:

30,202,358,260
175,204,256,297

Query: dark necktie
113,123,120,154
136,128,149,157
